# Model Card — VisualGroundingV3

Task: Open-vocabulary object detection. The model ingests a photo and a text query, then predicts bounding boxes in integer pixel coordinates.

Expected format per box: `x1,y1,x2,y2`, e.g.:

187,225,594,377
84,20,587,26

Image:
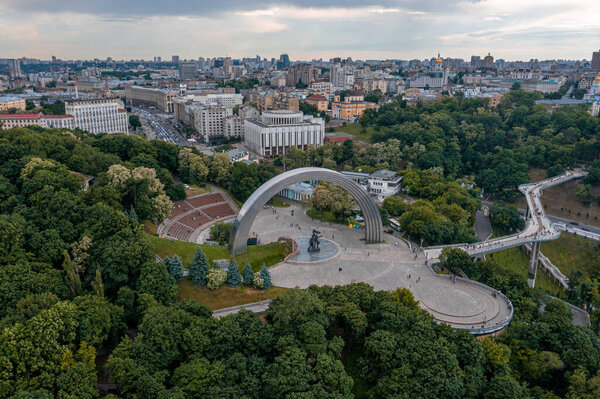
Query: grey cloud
3,0,472,17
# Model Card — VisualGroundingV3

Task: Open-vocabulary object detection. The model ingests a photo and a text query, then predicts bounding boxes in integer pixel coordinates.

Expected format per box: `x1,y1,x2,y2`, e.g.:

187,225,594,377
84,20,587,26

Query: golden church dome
435,53,442,64
595,73,600,82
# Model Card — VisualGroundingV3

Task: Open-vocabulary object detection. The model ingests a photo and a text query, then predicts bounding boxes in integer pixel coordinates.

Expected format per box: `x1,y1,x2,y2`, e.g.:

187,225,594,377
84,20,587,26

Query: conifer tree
258,263,271,289
168,254,184,282
243,263,254,286
189,247,209,286
227,260,242,287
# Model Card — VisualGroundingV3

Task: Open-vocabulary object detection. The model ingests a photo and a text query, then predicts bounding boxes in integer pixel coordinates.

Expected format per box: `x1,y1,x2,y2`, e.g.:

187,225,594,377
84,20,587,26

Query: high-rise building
154,56,162,62
330,63,355,88
286,64,319,86
277,53,290,69
51,55,57,63
65,98,128,134
592,50,600,71
172,55,180,64
470,55,482,68
179,61,198,80
244,110,324,157
8,59,22,78
483,52,494,68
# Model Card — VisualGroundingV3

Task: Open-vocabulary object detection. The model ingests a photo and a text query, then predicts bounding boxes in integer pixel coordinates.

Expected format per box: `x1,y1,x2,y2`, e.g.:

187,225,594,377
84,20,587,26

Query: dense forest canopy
0,85,600,398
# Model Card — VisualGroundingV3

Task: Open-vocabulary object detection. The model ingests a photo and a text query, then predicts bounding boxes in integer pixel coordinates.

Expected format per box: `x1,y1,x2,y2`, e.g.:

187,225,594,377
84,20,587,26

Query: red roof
306,95,328,101
118,109,126,113
44,114,73,119
0,113,43,119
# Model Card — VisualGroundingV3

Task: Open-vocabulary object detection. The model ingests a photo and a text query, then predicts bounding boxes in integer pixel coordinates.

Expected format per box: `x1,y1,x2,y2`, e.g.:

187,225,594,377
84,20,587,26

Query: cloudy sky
1,0,599,61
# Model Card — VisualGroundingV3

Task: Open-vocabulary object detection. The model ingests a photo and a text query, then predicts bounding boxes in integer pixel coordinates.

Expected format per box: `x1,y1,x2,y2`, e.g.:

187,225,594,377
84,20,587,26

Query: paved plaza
251,202,512,331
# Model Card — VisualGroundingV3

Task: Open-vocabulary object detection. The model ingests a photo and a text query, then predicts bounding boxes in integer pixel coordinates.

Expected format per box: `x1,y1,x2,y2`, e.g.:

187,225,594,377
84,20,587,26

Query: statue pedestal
290,237,338,263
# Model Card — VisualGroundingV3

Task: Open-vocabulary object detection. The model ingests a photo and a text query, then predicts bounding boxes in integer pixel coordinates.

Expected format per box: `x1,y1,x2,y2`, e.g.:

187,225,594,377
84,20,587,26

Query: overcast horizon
1,0,599,61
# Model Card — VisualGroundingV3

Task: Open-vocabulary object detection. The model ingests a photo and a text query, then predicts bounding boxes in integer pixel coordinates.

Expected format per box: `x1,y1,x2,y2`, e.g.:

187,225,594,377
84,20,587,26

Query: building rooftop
0,96,23,102
370,169,399,180
305,95,328,101
535,99,588,105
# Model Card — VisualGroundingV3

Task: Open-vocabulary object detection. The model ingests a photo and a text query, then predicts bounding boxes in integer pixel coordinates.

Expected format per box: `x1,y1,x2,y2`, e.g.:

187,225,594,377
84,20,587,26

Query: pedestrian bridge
424,170,588,268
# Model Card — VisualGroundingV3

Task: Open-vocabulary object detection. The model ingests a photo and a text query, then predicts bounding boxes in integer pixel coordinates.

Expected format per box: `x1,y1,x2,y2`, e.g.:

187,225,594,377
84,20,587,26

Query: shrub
207,268,227,290
252,275,264,290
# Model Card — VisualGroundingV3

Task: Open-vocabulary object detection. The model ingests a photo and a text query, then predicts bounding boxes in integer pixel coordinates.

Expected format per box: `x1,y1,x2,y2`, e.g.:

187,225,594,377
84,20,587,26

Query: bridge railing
435,275,514,336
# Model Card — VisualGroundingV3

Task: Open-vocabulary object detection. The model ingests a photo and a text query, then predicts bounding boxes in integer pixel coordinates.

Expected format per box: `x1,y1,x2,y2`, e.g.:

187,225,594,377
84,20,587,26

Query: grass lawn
337,124,386,143
185,184,210,198
177,280,288,310
148,235,291,272
541,233,600,283
307,208,347,224
268,197,291,207
512,167,600,227
488,246,561,295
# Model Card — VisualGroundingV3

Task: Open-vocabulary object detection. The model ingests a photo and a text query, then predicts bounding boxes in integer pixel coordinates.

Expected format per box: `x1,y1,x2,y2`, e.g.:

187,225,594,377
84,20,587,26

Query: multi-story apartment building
8,59,22,79
286,64,319,87
330,63,355,89
592,50,600,71
244,110,324,157
303,95,328,112
179,61,198,80
224,116,245,139
0,113,74,130
125,86,176,112
0,96,26,111
65,98,128,134
309,81,334,95
191,105,233,143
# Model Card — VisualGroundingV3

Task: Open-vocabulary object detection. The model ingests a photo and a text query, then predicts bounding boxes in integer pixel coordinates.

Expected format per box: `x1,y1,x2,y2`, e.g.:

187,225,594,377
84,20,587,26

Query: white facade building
65,98,128,134
0,113,74,130
224,116,245,139
191,105,233,143
244,110,324,157
341,169,402,199
196,94,243,108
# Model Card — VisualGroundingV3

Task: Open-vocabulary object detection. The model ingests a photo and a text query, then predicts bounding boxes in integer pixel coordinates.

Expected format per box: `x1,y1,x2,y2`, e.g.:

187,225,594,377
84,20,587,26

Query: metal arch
230,167,383,254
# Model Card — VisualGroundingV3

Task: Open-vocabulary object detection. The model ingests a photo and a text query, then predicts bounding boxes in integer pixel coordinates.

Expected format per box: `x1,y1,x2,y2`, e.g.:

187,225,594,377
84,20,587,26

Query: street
132,105,189,146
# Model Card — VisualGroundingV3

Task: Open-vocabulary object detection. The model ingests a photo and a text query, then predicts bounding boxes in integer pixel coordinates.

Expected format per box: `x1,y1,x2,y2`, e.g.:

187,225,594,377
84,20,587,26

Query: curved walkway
424,169,588,264
251,202,512,334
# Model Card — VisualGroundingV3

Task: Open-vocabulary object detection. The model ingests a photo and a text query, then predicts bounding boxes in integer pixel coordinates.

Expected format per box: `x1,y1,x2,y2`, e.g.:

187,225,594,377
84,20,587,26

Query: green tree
576,183,592,204
137,261,178,305
243,263,254,286
189,247,209,286
226,260,242,287
259,263,271,289
167,254,184,282
128,114,141,131
489,202,525,233
439,247,474,276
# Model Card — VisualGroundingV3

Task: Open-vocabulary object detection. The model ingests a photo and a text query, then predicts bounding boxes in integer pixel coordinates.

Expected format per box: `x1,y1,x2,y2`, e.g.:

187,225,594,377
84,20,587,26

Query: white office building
65,98,128,134
196,94,243,108
244,110,324,157
191,105,233,143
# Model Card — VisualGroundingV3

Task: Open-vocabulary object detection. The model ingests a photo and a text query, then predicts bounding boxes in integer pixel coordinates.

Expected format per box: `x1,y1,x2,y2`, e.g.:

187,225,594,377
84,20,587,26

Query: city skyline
1,0,599,61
